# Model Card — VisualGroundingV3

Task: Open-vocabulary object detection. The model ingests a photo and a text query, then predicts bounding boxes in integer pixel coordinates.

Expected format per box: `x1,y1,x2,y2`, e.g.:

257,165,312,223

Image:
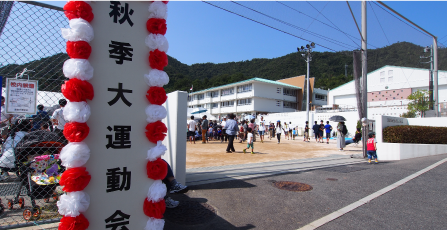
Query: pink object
34,154,60,162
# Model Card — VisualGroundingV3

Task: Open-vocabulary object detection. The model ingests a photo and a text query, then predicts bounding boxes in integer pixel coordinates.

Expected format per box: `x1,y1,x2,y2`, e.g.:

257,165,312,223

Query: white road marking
298,157,447,230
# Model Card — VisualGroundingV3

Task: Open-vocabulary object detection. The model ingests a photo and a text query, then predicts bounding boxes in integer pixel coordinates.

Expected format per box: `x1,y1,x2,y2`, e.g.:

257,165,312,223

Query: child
217,128,222,140
243,127,254,154
292,128,296,140
208,125,214,141
366,132,378,164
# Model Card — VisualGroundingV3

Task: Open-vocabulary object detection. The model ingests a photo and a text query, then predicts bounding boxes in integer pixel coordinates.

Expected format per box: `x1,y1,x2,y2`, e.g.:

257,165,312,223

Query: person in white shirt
276,120,283,144
220,117,227,143
52,99,67,141
258,116,266,143
187,116,197,144
243,127,254,154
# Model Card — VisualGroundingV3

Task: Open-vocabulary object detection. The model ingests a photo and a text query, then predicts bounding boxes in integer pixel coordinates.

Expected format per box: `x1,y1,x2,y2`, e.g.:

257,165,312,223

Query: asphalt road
165,153,447,230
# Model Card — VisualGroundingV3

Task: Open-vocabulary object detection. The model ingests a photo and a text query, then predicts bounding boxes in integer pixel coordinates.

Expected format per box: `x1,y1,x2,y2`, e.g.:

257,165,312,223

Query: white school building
187,77,328,119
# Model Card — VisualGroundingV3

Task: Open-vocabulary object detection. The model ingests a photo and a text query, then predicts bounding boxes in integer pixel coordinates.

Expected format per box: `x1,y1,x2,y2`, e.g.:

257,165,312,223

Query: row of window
189,84,298,100
283,88,297,96
315,94,327,101
372,90,404,95
192,99,297,109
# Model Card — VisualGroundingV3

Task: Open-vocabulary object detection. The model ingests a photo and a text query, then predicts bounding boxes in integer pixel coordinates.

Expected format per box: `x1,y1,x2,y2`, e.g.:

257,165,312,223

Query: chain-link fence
0,1,68,228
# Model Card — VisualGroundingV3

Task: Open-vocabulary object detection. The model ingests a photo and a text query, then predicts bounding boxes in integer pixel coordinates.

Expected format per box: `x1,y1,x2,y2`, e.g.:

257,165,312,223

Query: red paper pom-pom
61,78,94,102
64,1,94,22
146,158,168,180
63,122,90,142
149,49,168,71
60,167,91,192
146,87,167,105
59,213,90,230
143,198,166,219
146,18,167,35
66,41,91,59
145,121,167,143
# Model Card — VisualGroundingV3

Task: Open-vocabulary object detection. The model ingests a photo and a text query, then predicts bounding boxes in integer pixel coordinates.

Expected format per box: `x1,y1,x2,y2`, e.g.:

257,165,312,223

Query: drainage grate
319,166,368,173
272,181,313,192
164,200,217,225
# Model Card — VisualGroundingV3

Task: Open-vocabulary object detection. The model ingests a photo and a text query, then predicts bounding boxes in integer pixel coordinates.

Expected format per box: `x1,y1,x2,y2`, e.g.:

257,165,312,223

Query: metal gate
0,1,68,229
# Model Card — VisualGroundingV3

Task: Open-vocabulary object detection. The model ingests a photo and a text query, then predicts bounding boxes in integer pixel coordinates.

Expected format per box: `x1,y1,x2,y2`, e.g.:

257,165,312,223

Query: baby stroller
5,130,66,220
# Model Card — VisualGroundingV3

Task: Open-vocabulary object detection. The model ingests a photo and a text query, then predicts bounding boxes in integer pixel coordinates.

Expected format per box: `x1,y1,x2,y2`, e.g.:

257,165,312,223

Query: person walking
366,132,378,164
258,116,266,143
324,121,332,144
242,127,254,154
201,115,209,143
283,122,289,140
304,121,310,142
336,121,346,151
187,116,197,144
275,120,283,144
288,122,293,140
248,119,256,142
221,117,227,143
223,113,238,153
269,122,274,140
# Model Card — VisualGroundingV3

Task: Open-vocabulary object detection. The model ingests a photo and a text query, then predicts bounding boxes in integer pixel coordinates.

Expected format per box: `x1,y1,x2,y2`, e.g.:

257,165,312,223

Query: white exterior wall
253,98,282,113
252,82,284,100
328,66,447,117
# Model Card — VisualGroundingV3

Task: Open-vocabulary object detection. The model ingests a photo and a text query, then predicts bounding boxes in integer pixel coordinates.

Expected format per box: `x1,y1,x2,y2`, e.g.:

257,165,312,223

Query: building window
380,71,385,76
380,78,385,83
206,91,219,98
388,76,393,82
220,101,234,108
221,87,234,96
212,103,218,108
283,88,297,96
277,88,281,94
315,94,327,101
388,70,393,75
237,84,252,93
194,94,204,100
283,102,297,108
276,101,281,106
237,98,252,106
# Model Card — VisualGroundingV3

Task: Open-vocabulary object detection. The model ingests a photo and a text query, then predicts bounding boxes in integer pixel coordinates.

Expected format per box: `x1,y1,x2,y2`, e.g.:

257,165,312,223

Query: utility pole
433,37,438,117
421,46,434,109
361,1,367,158
297,43,315,123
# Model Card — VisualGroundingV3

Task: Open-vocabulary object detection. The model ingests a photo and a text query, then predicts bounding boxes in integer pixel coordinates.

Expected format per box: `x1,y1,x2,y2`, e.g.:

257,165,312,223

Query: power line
229,1,358,50
305,1,361,48
202,1,338,52
278,1,361,49
369,1,390,46
300,1,329,38
372,2,432,39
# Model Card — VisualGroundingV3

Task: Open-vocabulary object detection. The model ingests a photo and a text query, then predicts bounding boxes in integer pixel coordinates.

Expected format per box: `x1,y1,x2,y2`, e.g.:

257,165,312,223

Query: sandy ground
186,135,363,169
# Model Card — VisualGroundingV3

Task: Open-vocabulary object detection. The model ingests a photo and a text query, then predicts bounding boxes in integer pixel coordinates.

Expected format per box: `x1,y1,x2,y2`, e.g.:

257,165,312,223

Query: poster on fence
83,1,156,229
5,78,38,114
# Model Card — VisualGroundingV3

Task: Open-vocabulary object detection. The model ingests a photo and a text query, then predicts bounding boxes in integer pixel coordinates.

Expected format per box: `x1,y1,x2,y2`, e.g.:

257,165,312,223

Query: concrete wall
375,115,447,161
162,91,187,184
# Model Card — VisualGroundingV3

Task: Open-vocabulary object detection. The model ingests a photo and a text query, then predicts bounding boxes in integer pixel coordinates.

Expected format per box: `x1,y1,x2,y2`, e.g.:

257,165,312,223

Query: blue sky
40,1,447,65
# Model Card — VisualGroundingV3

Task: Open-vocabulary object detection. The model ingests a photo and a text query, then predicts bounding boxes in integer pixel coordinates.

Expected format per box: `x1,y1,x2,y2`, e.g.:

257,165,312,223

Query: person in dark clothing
312,121,320,143
224,113,239,153
31,104,52,131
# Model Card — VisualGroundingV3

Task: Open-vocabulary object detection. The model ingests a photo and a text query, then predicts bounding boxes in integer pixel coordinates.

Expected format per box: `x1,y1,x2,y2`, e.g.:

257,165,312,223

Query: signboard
5,78,38,114
84,2,154,229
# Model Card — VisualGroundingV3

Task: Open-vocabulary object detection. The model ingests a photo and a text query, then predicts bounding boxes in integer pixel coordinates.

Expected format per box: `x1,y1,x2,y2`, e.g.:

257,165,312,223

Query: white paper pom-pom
148,2,167,20
63,59,94,81
60,142,90,168
61,18,94,42
147,141,167,161
145,34,169,52
63,101,91,123
144,69,169,87
146,105,167,123
144,217,165,230
146,180,167,202
57,191,90,217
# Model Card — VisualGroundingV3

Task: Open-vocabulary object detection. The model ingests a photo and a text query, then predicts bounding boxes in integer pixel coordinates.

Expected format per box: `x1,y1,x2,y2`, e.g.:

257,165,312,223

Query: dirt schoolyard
186,135,362,169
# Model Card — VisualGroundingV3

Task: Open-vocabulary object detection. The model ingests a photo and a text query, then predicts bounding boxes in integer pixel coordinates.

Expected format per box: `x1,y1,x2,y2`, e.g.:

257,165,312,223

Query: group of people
187,115,227,144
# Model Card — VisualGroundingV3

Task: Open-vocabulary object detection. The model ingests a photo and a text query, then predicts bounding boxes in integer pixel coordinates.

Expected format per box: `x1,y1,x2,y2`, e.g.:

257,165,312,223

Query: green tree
406,90,433,117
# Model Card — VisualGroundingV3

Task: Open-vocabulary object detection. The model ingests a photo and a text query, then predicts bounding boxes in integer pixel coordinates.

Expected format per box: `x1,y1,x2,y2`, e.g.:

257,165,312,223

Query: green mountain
1,42,445,93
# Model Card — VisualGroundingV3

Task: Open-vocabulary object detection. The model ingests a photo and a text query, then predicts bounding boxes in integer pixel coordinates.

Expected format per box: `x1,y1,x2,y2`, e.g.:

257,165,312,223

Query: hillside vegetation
1,42,445,93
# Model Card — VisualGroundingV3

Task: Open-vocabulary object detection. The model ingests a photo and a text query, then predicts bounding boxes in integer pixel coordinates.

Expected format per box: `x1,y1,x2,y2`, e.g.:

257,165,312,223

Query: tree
406,90,433,117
